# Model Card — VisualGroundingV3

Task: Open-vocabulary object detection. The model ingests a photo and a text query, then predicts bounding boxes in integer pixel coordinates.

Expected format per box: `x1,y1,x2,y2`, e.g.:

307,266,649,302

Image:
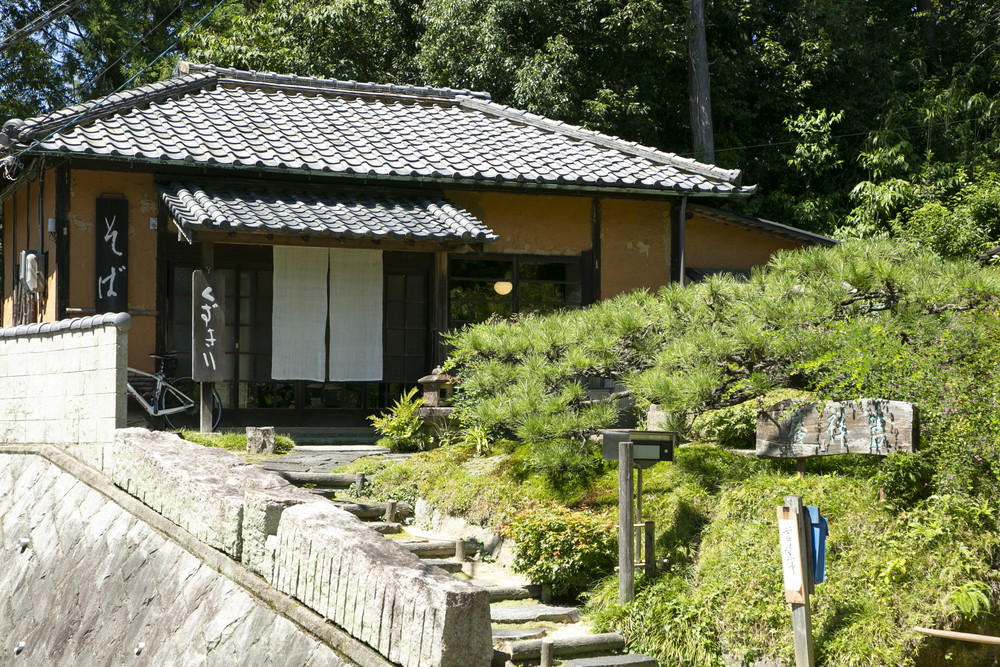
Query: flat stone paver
492,628,547,641
258,446,389,474
490,604,580,624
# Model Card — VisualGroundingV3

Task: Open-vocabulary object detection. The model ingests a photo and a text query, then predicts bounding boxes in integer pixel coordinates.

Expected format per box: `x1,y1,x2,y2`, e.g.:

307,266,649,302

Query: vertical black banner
192,270,226,382
95,197,129,312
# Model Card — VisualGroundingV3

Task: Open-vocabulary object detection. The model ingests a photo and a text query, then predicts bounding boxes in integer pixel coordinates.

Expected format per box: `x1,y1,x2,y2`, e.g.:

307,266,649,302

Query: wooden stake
644,521,656,578
781,495,814,667
619,441,635,603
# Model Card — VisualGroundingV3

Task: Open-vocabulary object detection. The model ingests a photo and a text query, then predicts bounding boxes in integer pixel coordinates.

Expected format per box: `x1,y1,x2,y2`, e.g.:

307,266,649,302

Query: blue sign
806,505,828,585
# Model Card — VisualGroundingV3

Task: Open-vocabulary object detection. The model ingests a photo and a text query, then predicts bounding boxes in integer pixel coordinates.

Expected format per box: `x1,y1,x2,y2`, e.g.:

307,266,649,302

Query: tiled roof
158,181,497,242
688,204,837,246
1,63,754,197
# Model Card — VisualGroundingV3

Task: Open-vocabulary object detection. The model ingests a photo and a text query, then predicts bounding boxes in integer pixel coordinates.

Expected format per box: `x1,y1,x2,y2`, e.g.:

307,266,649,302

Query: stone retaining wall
106,429,493,667
0,313,129,463
0,452,350,666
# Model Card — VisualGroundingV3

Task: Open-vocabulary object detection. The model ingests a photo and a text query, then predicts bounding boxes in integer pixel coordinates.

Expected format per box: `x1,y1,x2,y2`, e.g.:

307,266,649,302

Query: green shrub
368,386,429,452
498,502,617,598
690,389,811,448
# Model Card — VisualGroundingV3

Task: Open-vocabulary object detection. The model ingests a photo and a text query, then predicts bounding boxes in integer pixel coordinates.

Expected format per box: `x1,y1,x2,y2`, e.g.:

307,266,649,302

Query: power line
35,0,187,104
2,0,227,172
0,0,87,53
679,113,997,159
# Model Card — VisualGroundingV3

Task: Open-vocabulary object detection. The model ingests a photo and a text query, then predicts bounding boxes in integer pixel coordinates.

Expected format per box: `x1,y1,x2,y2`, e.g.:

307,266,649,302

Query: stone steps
395,538,476,557
483,584,542,602
421,559,464,574
502,633,625,661
490,604,580,624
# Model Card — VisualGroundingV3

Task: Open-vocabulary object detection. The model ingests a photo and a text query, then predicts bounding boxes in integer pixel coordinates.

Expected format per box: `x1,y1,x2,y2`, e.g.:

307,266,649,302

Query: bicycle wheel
160,377,222,431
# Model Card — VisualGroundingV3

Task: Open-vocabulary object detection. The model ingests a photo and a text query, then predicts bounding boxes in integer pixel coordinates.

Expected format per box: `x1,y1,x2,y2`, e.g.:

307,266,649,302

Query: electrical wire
679,113,998,158
2,0,227,172
0,0,87,53
31,0,188,108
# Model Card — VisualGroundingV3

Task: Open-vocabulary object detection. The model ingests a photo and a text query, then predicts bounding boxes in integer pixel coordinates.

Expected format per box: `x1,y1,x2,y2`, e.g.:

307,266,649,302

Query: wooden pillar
618,441,634,603
432,250,449,366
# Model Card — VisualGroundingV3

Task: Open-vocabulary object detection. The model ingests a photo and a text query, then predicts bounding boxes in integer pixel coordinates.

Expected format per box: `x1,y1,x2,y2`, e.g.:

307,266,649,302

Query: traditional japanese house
0,62,834,427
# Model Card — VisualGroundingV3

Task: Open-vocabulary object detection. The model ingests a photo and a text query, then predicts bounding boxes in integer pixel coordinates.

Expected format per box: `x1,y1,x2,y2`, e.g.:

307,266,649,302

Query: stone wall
0,313,129,461
0,452,351,666
105,429,493,667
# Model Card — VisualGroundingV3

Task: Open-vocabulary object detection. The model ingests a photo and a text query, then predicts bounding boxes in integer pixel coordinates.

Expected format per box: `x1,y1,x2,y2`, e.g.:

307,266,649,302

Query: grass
339,439,1000,665
175,429,296,463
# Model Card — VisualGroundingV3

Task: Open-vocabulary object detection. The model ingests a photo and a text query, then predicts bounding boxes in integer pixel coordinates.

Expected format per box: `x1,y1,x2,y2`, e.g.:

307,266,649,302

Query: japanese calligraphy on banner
95,198,128,312
192,270,226,383
756,398,918,459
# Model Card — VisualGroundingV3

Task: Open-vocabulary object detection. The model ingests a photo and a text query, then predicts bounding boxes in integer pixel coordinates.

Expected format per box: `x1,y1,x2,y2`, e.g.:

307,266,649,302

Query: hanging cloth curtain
328,248,383,381
271,246,328,382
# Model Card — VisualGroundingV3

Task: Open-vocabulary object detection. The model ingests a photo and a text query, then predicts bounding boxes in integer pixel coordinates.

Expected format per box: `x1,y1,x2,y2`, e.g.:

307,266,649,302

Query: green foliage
367,386,429,452
191,0,421,83
178,430,295,456
690,389,810,449
588,471,1000,666
498,502,616,598
874,451,935,508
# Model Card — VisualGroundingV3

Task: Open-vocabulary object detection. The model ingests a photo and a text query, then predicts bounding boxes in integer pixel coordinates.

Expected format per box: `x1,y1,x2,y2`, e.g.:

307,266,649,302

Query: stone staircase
261,442,658,666
332,503,658,666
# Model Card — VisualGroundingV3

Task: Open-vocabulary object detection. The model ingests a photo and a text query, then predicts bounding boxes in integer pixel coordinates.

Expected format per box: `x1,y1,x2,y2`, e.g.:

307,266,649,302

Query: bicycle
127,352,222,431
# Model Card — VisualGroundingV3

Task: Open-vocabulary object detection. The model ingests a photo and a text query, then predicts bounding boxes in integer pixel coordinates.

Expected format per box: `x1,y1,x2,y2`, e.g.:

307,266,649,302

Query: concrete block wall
106,429,493,667
0,313,130,451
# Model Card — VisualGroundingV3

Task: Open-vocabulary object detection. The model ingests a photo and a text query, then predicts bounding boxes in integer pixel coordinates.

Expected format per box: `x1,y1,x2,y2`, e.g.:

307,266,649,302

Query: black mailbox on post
601,429,676,469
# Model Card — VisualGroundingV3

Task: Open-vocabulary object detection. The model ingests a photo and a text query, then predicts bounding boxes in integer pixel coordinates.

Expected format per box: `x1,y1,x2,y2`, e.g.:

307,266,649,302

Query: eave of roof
1,62,756,198
687,203,837,246
158,180,497,243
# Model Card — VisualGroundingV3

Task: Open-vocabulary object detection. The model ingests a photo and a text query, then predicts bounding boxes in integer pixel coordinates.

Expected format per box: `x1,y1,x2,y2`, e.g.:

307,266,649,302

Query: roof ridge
180,61,492,102
0,71,217,149
458,97,743,186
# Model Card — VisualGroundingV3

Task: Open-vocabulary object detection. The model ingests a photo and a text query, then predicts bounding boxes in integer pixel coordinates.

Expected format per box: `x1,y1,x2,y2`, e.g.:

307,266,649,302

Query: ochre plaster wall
600,198,672,299
2,170,58,325
685,214,805,270
67,170,159,370
443,191,592,255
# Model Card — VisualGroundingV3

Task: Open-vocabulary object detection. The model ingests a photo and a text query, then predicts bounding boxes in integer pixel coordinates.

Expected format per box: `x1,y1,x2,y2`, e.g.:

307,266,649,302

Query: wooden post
354,472,365,496
796,458,806,479
779,495,815,667
540,639,554,667
454,539,465,562
635,467,643,556
619,440,635,603
644,521,656,578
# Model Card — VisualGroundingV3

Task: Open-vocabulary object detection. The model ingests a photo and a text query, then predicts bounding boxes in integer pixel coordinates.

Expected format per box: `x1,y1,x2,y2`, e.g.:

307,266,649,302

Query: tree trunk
688,0,715,164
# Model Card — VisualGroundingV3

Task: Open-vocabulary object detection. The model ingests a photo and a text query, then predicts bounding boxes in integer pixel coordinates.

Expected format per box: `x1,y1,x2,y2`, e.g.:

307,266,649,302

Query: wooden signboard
757,398,917,459
95,197,128,312
192,270,226,383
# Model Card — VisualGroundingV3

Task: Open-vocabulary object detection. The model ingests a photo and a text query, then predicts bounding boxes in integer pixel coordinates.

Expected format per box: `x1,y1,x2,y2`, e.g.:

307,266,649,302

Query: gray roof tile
2,62,754,196
158,181,498,243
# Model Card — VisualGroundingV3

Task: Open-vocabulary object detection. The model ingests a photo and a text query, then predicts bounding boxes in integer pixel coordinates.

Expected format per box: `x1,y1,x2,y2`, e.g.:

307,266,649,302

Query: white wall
0,313,130,452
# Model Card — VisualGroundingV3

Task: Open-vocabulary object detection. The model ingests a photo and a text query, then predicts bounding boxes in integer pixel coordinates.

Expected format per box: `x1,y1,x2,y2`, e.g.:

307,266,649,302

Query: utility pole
688,0,715,164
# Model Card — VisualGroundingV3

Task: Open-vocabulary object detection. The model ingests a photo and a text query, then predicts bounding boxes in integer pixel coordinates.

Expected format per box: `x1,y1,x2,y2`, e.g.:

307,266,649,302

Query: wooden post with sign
618,440,634,603
192,243,223,433
778,495,814,667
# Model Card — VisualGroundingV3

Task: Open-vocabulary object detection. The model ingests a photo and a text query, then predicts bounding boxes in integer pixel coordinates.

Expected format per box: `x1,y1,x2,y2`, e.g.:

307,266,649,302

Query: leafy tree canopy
3,0,999,251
